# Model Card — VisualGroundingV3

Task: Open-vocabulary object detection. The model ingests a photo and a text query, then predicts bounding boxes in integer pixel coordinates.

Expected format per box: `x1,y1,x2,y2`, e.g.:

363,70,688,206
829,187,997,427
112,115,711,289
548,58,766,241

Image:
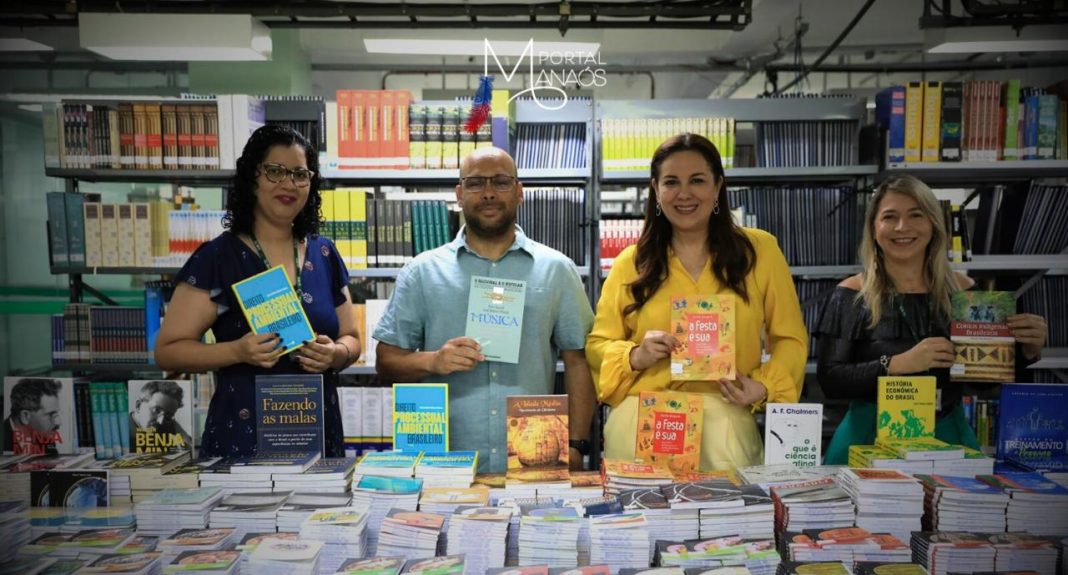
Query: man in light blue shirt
373,147,596,473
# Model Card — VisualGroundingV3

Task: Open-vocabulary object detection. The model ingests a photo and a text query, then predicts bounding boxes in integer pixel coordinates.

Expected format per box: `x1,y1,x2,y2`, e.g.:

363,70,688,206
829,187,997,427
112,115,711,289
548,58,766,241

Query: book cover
904,81,924,163
997,383,1068,469
80,552,162,574
127,380,193,455
164,550,240,573
3,377,78,455
940,82,963,161
670,294,736,381
401,555,465,575
47,469,109,508
921,81,942,162
417,451,478,474
876,376,936,440
950,291,1015,383
393,383,449,454
465,276,526,364
337,556,407,575
875,87,906,163
764,403,823,468
231,265,315,357
634,390,703,476
506,395,569,483
254,374,325,455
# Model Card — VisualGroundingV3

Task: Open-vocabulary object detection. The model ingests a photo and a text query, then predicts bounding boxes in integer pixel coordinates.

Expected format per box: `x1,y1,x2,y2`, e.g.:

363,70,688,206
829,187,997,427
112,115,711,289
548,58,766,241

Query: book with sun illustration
669,294,735,381
231,265,315,357
950,290,1016,382
635,390,703,476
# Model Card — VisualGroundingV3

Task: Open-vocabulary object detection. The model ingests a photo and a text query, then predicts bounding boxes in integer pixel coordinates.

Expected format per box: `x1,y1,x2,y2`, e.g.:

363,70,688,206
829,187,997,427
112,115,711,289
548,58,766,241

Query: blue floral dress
175,231,350,457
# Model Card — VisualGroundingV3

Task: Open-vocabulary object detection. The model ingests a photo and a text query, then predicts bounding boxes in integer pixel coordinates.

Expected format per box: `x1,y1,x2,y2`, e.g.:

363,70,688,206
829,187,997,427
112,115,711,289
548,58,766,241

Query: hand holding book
430,336,484,375
295,334,342,373
1006,313,1047,359
717,373,767,407
233,331,283,369
629,330,680,371
888,337,955,374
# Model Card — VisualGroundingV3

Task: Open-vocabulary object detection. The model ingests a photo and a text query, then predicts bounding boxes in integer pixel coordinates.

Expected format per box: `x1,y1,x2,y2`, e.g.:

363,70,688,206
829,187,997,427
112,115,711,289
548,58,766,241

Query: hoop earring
713,199,720,215
655,203,662,217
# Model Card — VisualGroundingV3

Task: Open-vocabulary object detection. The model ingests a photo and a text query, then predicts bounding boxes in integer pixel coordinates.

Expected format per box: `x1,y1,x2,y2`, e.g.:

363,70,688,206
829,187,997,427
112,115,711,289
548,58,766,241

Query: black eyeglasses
261,163,315,186
460,175,517,193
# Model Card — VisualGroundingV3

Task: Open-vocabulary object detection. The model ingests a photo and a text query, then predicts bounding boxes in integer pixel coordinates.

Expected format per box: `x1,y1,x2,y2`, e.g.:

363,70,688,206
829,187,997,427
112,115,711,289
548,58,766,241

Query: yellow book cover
320,189,336,242
349,188,368,269
670,294,736,381
635,390,704,476
333,188,352,268
904,81,924,163
506,395,569,484
922,81,943,162
876,376,936,440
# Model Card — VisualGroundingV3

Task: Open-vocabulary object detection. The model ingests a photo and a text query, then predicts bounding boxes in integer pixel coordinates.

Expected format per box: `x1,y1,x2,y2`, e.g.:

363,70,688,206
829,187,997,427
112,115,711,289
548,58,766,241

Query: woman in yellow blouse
586,133,808,470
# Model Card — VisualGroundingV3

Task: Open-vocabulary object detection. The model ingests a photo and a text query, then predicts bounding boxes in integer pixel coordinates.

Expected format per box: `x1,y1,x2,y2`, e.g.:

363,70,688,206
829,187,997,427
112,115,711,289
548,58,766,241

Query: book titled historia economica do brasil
232,264,315,356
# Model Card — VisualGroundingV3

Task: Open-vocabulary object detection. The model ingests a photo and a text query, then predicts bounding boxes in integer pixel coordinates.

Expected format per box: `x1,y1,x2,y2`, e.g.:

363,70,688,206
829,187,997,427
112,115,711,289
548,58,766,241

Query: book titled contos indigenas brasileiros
232,264,315,356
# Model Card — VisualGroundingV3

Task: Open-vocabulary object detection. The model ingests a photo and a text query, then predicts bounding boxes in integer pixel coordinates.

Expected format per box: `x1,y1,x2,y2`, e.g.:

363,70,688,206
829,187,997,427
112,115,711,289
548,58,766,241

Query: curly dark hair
9,378,62,415
223,124,322,238
624,133,755,316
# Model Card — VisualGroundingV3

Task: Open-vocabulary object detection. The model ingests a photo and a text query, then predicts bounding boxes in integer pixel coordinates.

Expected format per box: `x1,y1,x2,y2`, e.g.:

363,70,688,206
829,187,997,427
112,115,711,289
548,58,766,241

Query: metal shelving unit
1029,348,1068,370
603,165,879,184
45,168,234,185
883,160,1068,183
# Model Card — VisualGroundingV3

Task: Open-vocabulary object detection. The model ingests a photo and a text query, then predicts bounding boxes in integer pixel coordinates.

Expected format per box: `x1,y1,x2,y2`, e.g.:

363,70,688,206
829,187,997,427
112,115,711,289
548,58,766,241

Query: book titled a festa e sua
392,383,449,454
634,390,703,476
670,294,736,380
950,290,1016,382
232,265,315,356
465,276,526,364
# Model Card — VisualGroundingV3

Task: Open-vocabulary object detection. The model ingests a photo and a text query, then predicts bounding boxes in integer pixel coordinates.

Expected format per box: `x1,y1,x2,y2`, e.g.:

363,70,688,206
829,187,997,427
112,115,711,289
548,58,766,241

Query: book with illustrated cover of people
635,390,703,476
950,291,1016,382
877,376,936,440
670,295,735,381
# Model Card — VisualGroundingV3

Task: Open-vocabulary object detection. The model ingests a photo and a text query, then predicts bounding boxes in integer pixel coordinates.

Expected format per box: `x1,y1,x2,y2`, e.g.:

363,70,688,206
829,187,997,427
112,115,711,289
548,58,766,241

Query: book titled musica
950,291,1016,382
393,383,449,454
635,390,703,476
506,395,569,483
254,375,325,455
764,403,823,468
232,265,315,357
465,276,526,364
877,376,936,440
670,294,735,380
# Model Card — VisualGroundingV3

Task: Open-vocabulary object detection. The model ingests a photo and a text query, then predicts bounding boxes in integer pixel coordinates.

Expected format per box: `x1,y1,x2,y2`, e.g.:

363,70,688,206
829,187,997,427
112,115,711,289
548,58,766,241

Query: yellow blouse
586,228,808,408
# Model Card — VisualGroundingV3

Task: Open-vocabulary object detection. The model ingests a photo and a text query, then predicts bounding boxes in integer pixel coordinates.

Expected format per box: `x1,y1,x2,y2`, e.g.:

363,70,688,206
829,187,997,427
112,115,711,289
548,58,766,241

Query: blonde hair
858,174,962,327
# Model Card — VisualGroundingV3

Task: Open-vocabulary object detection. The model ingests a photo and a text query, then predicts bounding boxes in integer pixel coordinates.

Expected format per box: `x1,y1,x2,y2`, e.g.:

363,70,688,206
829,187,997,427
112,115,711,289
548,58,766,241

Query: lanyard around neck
250,233,302,295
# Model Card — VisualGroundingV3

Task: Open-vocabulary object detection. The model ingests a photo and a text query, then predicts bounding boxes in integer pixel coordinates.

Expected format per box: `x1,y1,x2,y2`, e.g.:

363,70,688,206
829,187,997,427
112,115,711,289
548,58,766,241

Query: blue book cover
353,475,423,494
465,276,526,364
303,457,358,478
232,265,315,356
876,86,906,163
417,451,477,471
228,451,320,474
356,451,421,472
393,384,449,454
996,383,1068,470
254,375,325,456
979,471,1068,495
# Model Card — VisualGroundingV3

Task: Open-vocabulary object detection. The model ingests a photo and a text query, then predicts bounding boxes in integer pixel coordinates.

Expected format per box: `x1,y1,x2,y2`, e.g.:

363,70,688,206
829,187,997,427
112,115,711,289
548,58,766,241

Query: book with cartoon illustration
950,290,1016,382
670,295,735,381
876,376,936,440
635,390,703,475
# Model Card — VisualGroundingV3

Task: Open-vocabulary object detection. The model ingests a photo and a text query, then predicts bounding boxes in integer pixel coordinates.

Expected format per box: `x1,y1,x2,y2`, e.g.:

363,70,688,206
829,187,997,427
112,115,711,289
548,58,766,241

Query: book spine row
336,89,413,169
514,123,587,169
407,102,494,170
961,395,999,454
321,193,457,269
51,304,148,365
338,386,394,457
86,382,129,459
754,120,858,168
602,117,735,171
517,188,587,267
599,218,644,271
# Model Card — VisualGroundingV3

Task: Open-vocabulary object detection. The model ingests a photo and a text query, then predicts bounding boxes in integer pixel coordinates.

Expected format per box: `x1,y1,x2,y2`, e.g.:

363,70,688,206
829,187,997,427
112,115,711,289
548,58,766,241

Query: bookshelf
45,168,234,186
602,165,879,184
883,160,1068,183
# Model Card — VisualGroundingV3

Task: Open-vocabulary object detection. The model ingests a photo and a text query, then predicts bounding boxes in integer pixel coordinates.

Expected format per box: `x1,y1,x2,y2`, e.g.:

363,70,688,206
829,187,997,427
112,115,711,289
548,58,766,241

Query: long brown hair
624,133,755,316
858,174,962,327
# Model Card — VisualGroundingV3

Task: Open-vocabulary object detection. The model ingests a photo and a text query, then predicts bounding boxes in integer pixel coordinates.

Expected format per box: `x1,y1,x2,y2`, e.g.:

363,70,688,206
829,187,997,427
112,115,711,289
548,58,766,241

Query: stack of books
770,478,855,539
81,551,164,575
399,555,466,575
915,475,1008,532
208,490,290,533
930,446,994,476
58,507,136,534
350,476,422,556
736,464,827,490
52,528,137,561
414,451,478,489
271,457,357,495
133,487,224,536
276,492,352,532
588,513,649,573
105,452,195,503
910,532,995,575
602,460,674,496
979,472,1068,535
775,560,850,575
874,438,964,463
518,507,582,567
162,549,241,575
235,531,300,574
417,485,490,533
0,453,95,505
353,452,421,482
197,458,274,497
848,445,935,476
784,528,910,565
700,485,775,540
157,528,236,565
445,506,512,575
854,563,929,575
377,509,446,559
836,468,924,543
502,496,556,567
247,537,323,575
988,533,1061,575
619,487,698,562
334,556,407,575
656,536,780,575
0,500,31,562
298,507,369,574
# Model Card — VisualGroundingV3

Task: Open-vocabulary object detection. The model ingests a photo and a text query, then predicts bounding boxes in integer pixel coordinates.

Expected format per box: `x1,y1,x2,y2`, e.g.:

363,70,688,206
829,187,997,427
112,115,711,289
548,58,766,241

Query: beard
464,201,516,238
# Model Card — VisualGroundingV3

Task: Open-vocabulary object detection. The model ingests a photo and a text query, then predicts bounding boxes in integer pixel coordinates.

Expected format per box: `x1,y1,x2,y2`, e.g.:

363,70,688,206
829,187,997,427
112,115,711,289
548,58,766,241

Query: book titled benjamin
950,290,1016,382
764,403,823,468
127,380,194,455
997,383,1068,469
3,376,80,456
254,374,325,455
393,383,449,454
876,376,936,440
232,265,315,356
465,276,526,364
635,390,703,476
506,395,569,483
670,294,735,380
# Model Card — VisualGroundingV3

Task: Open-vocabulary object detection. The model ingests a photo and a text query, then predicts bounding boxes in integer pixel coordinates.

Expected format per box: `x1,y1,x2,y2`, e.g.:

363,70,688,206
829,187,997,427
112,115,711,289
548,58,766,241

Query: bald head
460,147,517,178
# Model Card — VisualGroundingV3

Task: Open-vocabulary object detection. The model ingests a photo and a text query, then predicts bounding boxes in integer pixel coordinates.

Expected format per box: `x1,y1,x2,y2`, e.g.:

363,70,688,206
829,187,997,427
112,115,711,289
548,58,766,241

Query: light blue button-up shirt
373,225,594,473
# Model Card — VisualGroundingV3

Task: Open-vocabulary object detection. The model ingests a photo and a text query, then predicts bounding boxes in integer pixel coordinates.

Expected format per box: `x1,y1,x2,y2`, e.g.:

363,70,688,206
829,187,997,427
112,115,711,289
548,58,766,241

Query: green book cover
876,376,936,440
464,276,526,364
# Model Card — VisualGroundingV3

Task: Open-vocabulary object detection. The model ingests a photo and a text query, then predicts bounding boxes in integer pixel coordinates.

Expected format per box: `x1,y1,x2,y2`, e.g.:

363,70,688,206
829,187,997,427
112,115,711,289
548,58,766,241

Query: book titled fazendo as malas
465,276,526,364
254,374,325,456
232,265,315,356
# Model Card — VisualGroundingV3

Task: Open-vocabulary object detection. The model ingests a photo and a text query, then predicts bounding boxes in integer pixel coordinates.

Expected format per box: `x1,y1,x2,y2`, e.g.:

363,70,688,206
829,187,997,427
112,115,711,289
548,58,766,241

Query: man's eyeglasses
261,163,315,186
460,175,517,193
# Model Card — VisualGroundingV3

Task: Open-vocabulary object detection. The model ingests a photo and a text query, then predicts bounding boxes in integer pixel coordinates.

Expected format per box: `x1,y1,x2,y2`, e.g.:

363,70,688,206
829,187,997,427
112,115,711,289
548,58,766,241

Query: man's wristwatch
569,439,591,456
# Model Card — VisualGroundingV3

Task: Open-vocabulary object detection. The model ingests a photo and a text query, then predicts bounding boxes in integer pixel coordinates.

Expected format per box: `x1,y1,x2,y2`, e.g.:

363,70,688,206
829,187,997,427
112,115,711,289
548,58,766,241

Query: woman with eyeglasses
155,124,360,457
586,133,808,471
